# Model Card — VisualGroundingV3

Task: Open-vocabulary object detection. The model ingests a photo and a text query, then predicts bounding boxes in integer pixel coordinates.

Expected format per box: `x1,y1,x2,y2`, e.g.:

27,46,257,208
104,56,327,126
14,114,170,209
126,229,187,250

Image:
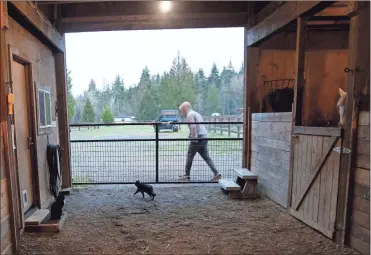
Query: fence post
237,118,241,138
214,117,216,134
155,123,159,183
220,117,223,135
228,117,231,137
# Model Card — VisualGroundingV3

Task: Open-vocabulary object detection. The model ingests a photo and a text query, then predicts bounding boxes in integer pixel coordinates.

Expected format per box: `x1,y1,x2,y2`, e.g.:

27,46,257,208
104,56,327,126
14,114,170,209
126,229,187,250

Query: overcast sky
65,27,244,96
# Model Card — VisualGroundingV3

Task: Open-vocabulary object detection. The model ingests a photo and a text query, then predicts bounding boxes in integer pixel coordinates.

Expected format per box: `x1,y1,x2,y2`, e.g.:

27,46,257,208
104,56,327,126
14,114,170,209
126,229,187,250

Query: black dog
50,193,65,220
134,180,156,200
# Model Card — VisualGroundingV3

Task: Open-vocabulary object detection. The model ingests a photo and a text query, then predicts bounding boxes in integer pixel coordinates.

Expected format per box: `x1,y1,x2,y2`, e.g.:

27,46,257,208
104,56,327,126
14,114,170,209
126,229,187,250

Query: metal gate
70,121,243,184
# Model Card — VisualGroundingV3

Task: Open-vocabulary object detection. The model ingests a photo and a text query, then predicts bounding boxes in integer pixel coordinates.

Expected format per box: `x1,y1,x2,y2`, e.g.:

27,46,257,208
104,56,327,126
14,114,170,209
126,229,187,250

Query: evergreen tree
82,98,96,122
137,87,159,121
101,105,114,123
112,75,125,116
206,86,222,115
208,63,221,89
88,79,97,92
67,70,76,121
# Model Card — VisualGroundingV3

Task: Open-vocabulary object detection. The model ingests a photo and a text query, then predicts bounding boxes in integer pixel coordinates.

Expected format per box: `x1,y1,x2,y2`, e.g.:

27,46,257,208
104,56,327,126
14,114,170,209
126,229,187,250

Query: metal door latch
28,137,34,149
333,147,351,154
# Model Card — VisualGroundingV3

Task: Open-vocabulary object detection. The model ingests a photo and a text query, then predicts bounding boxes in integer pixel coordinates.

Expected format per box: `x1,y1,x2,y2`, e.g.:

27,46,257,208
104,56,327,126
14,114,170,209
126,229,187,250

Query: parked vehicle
154,110,180,132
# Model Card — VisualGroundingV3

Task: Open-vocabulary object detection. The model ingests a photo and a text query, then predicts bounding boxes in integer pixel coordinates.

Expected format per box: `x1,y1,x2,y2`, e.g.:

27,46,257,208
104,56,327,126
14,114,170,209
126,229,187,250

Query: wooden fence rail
204,115,244,138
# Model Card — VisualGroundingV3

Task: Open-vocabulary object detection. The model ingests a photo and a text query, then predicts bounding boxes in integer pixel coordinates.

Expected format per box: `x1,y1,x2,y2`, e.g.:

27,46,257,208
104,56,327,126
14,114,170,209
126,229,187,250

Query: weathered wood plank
0,217,9,239
353,195,370,215
251,158,289,188
294,136,338,210
246,1,333,46
251,144,290,162
355,168,370,187
252,130,292,142
349,235,370,255
0,231,11,254
298,135,307,220
358,111,370,126
324,148,334,231
311,136,320,223
257,175,288,208
252,137,291,152
356,154,370,170
251,151,290,171
329,139,341,231
252,112,292,122
358,125,370,141
354,184,370,201
252,121,292,133
9,1,64,52
290,208,334,239
350,221,370,244
293,126,342,137
305,135,313,224
352,208,370,230
357,139,370,155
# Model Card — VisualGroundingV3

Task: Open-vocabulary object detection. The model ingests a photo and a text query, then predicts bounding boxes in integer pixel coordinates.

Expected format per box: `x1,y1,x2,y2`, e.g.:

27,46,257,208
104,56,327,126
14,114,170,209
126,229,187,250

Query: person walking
178,102,221,182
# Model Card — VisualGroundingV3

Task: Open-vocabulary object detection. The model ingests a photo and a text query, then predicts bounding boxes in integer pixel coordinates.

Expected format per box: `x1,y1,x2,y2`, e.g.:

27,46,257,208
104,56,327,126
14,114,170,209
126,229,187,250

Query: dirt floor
20,185,359,255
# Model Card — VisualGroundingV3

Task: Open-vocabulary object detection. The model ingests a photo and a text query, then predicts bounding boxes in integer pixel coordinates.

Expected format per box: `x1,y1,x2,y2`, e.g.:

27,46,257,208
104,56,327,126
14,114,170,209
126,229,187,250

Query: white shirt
186,110,208,137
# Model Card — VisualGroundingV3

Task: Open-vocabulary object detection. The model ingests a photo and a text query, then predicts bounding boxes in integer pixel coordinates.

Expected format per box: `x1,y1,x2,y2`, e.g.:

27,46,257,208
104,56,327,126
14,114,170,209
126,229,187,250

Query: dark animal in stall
267,87,294,112
134,180,156,200
50,193,65,220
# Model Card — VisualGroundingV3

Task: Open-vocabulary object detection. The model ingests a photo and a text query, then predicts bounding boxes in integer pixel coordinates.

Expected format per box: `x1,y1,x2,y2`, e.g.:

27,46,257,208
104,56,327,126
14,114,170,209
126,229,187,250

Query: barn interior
0,1,370,255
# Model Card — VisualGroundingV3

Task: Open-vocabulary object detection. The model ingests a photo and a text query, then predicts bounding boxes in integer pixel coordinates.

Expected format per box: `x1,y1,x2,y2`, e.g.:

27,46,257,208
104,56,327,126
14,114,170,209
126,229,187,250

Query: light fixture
159,1,172,13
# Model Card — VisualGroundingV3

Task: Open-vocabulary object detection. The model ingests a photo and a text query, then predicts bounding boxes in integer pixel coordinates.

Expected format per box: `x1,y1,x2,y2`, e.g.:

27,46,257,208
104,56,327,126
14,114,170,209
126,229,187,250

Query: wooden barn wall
1,135,12,254
257,30,348,126
349,111,370,255
7,16,59,208
251,112,292,207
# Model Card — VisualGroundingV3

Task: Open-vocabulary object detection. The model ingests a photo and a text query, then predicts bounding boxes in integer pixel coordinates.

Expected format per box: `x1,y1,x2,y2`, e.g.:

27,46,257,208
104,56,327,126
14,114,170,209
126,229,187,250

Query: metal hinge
333,147,351,154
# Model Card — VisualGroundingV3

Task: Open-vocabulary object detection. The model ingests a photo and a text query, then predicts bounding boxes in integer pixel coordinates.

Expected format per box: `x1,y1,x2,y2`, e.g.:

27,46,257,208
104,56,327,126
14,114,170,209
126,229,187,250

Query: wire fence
70,122,243,184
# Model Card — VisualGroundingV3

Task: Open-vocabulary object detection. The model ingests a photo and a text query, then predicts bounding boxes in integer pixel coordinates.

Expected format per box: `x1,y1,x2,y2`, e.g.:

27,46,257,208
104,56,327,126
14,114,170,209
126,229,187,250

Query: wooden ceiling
32,1,270,33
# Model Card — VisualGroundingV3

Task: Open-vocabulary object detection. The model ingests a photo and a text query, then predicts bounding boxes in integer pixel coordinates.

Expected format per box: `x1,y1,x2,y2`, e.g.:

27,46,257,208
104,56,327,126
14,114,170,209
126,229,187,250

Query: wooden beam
293,127,342,137
315,2,351,17
60,12,249,32
254,1,285,26
287,17,306,209
246,1,335,46
336,1,370,247
55,51,72,189
9,1,64,52
293,136,338,210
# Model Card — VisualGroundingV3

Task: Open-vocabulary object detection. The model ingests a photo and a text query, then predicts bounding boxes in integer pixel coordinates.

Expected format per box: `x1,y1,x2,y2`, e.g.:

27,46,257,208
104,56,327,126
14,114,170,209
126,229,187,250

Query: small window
38,89,52,128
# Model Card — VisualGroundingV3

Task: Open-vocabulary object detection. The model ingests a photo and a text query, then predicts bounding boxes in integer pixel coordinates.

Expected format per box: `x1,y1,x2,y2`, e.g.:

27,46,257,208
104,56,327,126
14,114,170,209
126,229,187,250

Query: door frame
8,45,40,227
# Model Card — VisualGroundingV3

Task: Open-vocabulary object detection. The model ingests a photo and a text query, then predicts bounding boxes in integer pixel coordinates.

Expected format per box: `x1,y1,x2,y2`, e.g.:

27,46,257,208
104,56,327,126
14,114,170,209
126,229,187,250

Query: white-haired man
178,102,221,182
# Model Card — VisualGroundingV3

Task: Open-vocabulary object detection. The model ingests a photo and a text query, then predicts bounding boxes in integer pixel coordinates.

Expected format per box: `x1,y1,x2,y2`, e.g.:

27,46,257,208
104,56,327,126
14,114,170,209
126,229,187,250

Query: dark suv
154,110,180,132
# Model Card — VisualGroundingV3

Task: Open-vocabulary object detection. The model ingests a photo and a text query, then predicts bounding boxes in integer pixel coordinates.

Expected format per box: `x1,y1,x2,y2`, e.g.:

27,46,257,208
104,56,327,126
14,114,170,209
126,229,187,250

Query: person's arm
187,114,197,139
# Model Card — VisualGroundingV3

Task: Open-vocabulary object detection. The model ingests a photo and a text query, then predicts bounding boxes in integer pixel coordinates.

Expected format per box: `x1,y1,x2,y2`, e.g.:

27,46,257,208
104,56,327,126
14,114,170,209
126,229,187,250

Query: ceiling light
159,1,172,13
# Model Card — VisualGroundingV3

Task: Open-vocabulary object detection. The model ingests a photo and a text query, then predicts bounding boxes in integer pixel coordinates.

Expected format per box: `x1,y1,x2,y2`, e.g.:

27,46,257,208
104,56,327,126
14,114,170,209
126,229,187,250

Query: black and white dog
134,180,156,200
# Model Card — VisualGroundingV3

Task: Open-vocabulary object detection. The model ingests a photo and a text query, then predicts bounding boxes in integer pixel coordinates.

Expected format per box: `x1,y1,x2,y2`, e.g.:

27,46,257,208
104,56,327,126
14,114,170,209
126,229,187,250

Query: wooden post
237,118,241,139
228,117,231,137
220,117,223,135
335,1,370,247
287,17,307,209
55,51,72,189
1,1,20,253
214,117,216,134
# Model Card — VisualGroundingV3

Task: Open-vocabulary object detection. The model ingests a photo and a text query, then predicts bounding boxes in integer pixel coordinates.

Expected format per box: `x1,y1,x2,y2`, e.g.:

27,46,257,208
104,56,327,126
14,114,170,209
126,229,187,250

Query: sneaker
211,174,222,182
178,175,190,181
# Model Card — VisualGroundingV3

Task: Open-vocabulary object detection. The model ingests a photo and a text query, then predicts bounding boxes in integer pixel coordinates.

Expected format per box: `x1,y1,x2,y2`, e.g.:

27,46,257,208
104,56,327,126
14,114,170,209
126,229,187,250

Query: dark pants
185,139,219,176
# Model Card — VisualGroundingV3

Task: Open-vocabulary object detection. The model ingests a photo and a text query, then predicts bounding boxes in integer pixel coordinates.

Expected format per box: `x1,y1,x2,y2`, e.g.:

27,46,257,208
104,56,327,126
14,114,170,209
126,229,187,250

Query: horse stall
245,2,370,254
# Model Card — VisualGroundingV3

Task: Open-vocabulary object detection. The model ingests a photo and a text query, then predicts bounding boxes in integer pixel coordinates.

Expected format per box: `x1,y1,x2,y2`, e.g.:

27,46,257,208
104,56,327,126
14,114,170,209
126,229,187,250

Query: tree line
67,51,244,123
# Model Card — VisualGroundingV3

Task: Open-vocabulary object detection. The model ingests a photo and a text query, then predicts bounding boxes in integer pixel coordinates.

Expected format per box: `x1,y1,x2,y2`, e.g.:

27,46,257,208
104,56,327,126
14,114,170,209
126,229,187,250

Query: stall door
289,128,342,239
12,60,35,213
